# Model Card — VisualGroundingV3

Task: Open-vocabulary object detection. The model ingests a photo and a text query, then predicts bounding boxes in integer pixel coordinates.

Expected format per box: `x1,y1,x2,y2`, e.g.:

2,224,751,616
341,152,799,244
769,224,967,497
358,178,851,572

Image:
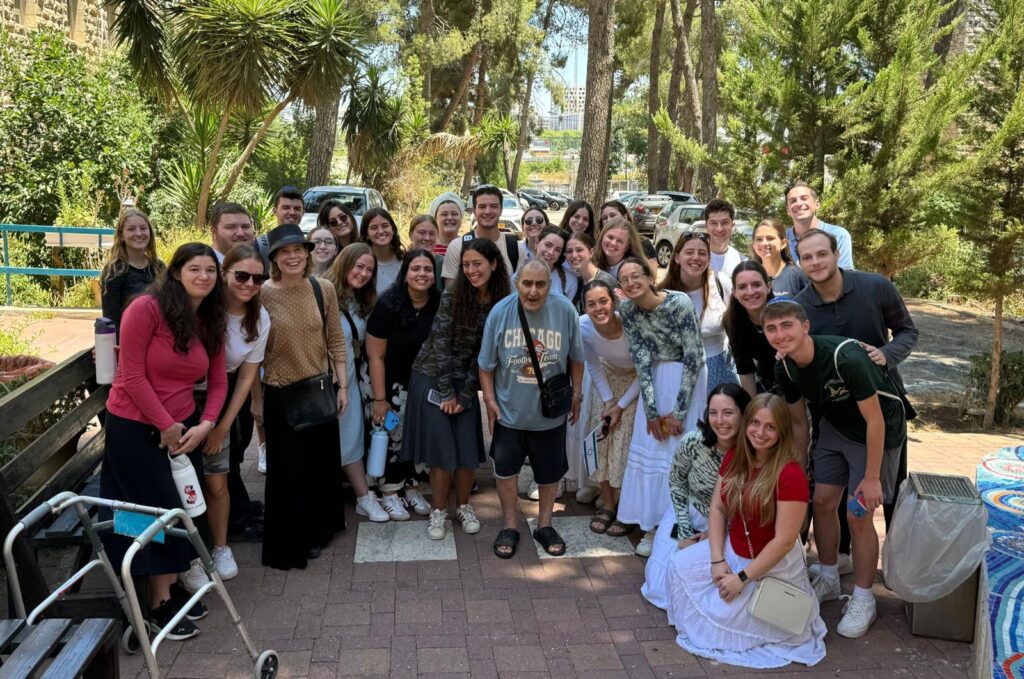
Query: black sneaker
170,582,208,621
149,599,200,640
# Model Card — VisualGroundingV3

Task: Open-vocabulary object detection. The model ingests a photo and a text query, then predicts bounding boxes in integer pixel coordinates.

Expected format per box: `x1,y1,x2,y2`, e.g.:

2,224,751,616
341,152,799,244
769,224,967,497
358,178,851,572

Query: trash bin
882,472,990,642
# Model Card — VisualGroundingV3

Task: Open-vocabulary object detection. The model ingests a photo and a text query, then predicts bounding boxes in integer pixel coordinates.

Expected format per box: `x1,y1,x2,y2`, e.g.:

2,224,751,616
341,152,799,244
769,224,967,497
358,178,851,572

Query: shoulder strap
713,272,724,301
506,233,520,272
341,308,359,344
309,277,332,378
832,338,903,409
517,300,547,390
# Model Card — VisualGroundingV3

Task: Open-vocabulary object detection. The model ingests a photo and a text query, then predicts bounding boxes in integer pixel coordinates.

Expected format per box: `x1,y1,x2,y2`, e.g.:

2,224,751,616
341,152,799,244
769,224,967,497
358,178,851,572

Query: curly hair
151,243,226,356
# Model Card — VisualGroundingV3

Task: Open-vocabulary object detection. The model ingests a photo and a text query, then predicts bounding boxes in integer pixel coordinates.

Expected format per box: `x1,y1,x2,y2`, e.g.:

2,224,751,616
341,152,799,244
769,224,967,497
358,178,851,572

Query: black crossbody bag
517,300,573,419
279,277,338,431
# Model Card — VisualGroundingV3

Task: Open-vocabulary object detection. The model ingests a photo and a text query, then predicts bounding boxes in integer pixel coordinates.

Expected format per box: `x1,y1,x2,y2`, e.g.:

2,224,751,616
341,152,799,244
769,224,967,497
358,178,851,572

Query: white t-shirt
684,273,731,359
580,314,640,409
710,246,744,277
441,230,515,281
225,307,271,372
375,257,401,295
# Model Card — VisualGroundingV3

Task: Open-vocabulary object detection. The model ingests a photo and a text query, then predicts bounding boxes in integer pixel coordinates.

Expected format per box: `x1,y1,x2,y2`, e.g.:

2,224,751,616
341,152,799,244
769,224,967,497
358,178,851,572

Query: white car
298,185,387,233
652,203,753,268
497,195,528,236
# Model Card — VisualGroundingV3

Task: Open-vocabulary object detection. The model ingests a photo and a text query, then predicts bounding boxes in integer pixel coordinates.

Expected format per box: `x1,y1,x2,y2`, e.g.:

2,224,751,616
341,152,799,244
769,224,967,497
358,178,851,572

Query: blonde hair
593,217,649,271
102,209,163,281
721,393,799,527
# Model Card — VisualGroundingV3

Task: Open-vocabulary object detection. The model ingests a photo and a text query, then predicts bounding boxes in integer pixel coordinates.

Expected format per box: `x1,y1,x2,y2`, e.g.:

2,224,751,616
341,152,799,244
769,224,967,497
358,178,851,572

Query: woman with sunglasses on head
579,280,640,535
325,243,390,523
642,383,751,608
723,261,779,398
516,206,549,271
99,243,226,640
318,200,358,250
429,192,466,256
664,393,826,668
616,257,708,558
307,226,340,276
565,232,618,315
559,200,596,240
363,250,441,519
101,209,165,334
597,201,658,272
750,219,807,296
360,207,406,295
659,231,738,388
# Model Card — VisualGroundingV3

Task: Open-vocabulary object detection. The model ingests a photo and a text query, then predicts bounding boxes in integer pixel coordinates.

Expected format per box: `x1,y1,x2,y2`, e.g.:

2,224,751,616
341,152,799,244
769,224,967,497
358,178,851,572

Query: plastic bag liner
881,478,990,603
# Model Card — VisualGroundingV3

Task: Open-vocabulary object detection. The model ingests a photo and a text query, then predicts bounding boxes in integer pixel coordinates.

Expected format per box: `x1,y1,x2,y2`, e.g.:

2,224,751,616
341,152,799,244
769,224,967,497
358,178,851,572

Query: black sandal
606,520,634,538
589,509,615,534
532,526,566,556
493,528,520,559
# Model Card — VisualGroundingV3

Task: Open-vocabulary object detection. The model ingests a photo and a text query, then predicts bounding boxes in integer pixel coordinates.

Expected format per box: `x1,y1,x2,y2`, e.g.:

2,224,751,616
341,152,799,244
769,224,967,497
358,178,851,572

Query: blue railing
1,224,116,306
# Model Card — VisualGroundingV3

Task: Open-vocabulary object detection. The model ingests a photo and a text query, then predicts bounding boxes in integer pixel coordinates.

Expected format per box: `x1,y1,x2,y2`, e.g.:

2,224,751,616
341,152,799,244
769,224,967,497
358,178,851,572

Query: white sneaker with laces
527,480,563,501
455,504,481,534
427,508,447,540
837,594,877,638
381,494,410,520
179,559,210,593
212,545,238,580
257,442,267,474
810,571,842,602
404,489,431,516
635,531,655,557
356,493,390,522
837,552,853,575
575,484,600,504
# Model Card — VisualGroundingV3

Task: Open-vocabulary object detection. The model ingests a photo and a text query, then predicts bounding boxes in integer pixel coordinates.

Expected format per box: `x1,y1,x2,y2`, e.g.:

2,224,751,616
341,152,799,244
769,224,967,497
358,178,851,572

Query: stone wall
0,0,111,53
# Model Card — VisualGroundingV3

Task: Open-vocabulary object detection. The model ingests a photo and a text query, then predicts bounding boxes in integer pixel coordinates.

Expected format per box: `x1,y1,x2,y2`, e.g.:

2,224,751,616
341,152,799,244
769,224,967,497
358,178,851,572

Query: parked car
652,203,754,268
521,188,569,210
657,190,701,205
625,193,674,235
299,185,386,232
496,194,528,235
610,190,642,202
518,189,551,210
546,190,573,206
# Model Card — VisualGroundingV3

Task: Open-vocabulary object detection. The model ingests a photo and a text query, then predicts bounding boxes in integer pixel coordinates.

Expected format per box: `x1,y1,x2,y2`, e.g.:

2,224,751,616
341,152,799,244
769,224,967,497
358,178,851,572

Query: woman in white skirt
665,393,826,669
642,383,751,608
617,257,707,556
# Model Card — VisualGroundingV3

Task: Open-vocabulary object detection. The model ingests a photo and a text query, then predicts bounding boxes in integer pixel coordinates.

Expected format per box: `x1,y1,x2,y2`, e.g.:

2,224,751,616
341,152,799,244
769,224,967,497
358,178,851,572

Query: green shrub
892,227,974,302
0,320,36,356
967,351,1024,425
55,279,99,308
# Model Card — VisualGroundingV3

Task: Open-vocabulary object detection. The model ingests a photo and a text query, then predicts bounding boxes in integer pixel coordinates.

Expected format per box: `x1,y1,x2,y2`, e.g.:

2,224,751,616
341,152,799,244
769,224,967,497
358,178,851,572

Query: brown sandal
606,520,634,538
589,509,615,534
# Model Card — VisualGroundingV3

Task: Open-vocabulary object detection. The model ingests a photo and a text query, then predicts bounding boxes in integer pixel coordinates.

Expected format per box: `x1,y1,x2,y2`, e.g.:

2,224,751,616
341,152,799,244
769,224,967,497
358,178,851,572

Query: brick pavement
110,428,1019,678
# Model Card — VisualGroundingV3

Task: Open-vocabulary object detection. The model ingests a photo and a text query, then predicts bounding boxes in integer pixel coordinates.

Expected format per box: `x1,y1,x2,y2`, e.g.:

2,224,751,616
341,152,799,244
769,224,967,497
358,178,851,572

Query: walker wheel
255,650,279,679
121,625,143,655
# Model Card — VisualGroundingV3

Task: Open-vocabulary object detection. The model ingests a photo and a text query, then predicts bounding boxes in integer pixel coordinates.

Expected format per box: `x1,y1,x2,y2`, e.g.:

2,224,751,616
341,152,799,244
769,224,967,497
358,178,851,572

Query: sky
535,39,588,114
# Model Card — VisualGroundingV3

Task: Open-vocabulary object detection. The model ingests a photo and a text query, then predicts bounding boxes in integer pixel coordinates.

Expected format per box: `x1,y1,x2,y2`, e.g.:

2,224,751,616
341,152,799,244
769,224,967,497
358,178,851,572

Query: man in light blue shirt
785,181,855,269
479,260,585,559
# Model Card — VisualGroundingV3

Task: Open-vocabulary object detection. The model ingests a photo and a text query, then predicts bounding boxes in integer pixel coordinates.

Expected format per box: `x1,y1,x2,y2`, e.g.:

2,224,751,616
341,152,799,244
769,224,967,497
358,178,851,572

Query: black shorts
489,422,568,485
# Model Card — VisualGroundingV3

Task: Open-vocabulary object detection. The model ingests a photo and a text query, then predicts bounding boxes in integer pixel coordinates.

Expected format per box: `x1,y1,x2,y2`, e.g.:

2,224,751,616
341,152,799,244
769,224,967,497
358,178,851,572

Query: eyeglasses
311,238,337,248
227,270,268,285
617,271,649,285
681,231,710,243
523,217,546,226
596,416,612,442
328,216,349,227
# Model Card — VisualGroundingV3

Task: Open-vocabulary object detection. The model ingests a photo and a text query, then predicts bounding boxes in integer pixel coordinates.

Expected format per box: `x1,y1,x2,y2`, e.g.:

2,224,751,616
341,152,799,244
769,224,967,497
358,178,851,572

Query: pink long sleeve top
106,295,227,432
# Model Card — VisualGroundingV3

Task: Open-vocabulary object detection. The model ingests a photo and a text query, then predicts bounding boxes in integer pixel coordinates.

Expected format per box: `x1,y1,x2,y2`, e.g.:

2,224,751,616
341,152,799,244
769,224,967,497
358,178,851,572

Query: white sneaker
404,489,431,516
257,442,267,474
381,494,410,521
527,480,563,501
212,546,238,580
810,571,842,602
635,531,655,557
355,493,389,522
837,552,853,575
179,559,210,593
575,485,600,504
427,509,447,540
455,504,481,534
837,594,877,638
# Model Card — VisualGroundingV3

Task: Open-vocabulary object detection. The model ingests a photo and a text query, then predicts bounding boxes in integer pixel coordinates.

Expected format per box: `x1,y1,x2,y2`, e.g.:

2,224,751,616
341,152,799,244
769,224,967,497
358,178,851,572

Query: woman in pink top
100,242,227,641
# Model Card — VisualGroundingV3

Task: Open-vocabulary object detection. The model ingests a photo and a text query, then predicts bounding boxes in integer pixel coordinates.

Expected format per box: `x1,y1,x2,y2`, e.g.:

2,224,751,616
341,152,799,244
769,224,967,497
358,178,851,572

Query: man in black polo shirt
763,300,906,640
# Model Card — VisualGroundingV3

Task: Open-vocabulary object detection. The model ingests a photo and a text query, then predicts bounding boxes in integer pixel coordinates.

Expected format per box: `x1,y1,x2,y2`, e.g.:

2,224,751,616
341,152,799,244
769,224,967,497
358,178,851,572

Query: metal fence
0,224,115,306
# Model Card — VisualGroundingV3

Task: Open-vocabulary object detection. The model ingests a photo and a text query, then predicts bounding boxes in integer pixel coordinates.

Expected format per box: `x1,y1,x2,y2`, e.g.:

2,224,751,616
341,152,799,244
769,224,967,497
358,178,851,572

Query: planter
0,355,54,386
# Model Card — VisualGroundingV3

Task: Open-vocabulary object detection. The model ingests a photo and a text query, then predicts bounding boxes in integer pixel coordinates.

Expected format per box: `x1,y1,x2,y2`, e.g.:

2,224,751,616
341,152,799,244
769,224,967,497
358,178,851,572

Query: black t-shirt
365,286,440,397
727,314,779,393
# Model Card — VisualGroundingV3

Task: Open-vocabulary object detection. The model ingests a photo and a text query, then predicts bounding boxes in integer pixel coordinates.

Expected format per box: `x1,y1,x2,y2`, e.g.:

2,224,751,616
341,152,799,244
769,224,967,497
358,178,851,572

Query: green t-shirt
776,335,906,448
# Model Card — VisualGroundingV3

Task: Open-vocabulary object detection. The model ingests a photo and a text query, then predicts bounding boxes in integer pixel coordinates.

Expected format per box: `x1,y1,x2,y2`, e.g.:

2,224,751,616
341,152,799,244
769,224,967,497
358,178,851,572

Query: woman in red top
100,243,228,641
664,393,826,668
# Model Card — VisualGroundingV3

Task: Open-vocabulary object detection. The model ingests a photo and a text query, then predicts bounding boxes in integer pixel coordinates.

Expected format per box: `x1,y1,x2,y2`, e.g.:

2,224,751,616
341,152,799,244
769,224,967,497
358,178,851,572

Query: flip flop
606,520,634,538
589,508,615,534
493,528,520,559
532,525,566,556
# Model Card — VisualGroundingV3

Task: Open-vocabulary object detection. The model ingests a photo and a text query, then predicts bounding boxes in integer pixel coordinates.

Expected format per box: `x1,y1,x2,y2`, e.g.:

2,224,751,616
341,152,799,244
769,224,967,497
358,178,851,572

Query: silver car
299,185,387,233
652,203,753,268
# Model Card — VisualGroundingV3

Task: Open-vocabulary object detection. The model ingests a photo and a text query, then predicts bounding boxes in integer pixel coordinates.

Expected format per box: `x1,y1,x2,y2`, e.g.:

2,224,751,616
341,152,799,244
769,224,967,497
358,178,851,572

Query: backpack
462,232,519,272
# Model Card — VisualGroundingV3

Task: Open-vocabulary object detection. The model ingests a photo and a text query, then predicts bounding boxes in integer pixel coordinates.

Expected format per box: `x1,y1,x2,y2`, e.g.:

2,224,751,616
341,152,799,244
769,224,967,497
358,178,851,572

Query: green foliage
0,320,36,357
0,30,159,226
968,351,1024,425
891,226,975,301
342,66,406,191
156,225,212,264
524,157,567,174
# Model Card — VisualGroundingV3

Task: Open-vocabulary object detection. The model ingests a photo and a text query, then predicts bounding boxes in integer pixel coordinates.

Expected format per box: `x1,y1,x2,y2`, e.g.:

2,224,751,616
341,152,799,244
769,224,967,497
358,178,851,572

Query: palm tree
340,66,406,189
478,111,519,188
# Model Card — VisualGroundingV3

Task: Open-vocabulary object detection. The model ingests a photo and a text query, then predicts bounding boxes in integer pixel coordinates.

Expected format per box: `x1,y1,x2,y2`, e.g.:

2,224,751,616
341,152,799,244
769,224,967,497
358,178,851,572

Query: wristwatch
737,570,749,584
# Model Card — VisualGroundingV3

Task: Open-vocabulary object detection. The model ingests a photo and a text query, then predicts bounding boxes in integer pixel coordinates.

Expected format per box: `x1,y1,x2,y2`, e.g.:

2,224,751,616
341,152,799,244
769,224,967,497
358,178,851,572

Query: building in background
2,0,114,52
563,86,586,115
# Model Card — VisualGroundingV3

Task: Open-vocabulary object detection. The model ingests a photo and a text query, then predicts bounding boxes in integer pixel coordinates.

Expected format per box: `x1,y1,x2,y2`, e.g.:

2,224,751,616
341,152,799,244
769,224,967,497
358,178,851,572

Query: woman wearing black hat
254,223,348,570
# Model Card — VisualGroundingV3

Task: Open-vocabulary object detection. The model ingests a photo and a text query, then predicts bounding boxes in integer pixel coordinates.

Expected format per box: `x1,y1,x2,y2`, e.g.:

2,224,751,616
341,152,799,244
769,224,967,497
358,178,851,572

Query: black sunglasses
227,270,268,286
681,231,710,243
328,215,349,227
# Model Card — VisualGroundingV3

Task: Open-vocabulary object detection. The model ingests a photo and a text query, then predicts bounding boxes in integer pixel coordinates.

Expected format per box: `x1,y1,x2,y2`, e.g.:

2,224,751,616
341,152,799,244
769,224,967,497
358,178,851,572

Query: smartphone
383,410,400,432
847,494,867,518
427,389,444,407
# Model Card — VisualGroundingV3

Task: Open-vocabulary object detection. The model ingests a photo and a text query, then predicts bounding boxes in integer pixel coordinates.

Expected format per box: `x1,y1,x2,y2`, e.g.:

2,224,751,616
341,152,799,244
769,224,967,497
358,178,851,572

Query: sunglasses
596,416,612,442
523,217,546,226
328,215,349,227
226,270,268,286
681,231,710,243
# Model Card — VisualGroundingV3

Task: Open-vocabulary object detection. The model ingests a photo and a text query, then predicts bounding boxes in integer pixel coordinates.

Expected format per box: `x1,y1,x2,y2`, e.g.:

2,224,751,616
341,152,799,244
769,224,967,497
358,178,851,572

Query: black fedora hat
266,223,313,258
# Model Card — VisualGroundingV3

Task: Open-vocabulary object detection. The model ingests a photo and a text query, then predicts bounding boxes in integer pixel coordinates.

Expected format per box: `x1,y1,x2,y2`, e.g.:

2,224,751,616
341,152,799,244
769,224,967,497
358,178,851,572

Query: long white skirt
617,362,708,530
564,370,593,489
666,539,827,669
642,503,708,609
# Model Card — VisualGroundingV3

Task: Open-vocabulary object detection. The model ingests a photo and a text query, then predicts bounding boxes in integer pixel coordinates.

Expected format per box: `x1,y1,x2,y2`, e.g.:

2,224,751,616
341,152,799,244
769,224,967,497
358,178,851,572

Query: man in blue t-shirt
479,260,585,560
785,181,854,269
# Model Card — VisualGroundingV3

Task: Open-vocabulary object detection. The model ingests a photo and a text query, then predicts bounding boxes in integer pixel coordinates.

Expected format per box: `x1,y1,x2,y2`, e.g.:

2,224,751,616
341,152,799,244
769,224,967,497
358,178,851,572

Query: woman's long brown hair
222,244,264,343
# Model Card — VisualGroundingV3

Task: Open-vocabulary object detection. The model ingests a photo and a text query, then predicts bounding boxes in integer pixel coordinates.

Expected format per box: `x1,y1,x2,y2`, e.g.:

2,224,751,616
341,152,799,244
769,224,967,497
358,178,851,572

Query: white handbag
740,514,814,636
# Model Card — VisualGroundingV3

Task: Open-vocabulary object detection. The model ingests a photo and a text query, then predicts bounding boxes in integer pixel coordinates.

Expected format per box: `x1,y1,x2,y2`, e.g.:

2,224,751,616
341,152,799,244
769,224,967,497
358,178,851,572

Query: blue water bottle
367,425,388,477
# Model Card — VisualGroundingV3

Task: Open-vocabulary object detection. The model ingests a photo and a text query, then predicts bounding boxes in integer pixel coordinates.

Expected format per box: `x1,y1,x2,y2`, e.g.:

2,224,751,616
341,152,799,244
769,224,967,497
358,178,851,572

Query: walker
3,492,279,678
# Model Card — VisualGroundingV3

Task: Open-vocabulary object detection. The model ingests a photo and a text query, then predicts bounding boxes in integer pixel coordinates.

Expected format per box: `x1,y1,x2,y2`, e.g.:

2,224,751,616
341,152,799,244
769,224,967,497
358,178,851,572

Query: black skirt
261,384,346,571
401,371,485,470
98,412,203,576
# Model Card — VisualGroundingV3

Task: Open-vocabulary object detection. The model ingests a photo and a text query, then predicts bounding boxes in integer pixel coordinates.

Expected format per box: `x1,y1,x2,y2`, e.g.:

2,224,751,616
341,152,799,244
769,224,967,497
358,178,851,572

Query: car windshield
303,190,365,215
502,197,520,209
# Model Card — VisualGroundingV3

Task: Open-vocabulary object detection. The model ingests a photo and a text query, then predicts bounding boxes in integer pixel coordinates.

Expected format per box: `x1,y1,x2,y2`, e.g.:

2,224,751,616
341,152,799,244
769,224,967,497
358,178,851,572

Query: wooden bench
0,619,117,679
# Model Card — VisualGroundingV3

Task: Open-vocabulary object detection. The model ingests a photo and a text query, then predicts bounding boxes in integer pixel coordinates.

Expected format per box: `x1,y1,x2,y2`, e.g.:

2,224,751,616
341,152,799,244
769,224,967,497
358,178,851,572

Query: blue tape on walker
114,510,164,544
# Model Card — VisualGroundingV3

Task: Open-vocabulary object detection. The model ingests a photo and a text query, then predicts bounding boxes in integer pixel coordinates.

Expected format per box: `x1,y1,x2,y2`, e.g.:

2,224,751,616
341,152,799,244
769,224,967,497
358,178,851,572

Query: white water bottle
367,426,388,478
94,317,117,385
168,453,207,517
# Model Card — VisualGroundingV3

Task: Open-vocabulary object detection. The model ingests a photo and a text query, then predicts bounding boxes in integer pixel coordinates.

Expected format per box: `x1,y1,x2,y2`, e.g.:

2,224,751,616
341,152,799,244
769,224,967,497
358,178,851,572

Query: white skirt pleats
642,503,708,609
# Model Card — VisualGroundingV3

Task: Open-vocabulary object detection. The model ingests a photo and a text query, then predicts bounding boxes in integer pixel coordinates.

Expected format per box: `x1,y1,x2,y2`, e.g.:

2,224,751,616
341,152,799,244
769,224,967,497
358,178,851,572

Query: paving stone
599,594,650,618
532,596,583,621
639,641,700,668
336,648,391,675
567,643,625,671
417,647,470,673
493,644,549,672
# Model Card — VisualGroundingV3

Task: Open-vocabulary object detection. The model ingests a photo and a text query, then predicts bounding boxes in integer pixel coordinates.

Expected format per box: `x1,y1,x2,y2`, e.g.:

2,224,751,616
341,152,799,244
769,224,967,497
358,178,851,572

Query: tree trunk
575,0,616,209
419,0,435,105
219,95,295,202
462,47,489,196
984,290,1003,428
697,0,719,198
510,0,557,193
195,105,232,229
436,44,480,132
665,0,699,190
305,87,342,187
646,0,666,190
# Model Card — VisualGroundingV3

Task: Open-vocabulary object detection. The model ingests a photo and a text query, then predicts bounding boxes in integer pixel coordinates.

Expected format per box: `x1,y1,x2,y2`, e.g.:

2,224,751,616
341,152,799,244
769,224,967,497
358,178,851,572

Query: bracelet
710,559,726,564
373,398,387,403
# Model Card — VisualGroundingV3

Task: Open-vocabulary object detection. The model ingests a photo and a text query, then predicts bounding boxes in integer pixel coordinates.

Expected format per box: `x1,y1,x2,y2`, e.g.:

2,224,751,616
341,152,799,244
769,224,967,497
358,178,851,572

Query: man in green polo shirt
761,300,906,641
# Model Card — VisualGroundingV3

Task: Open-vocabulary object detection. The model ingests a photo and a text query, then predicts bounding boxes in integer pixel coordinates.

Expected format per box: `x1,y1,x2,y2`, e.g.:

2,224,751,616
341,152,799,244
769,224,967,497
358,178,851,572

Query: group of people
96,179,918,669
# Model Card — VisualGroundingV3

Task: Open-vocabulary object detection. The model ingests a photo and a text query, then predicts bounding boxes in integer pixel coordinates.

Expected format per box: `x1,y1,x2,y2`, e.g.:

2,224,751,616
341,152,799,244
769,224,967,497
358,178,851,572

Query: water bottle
367,425,389,477
168,453,207,517
94,317,117,385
